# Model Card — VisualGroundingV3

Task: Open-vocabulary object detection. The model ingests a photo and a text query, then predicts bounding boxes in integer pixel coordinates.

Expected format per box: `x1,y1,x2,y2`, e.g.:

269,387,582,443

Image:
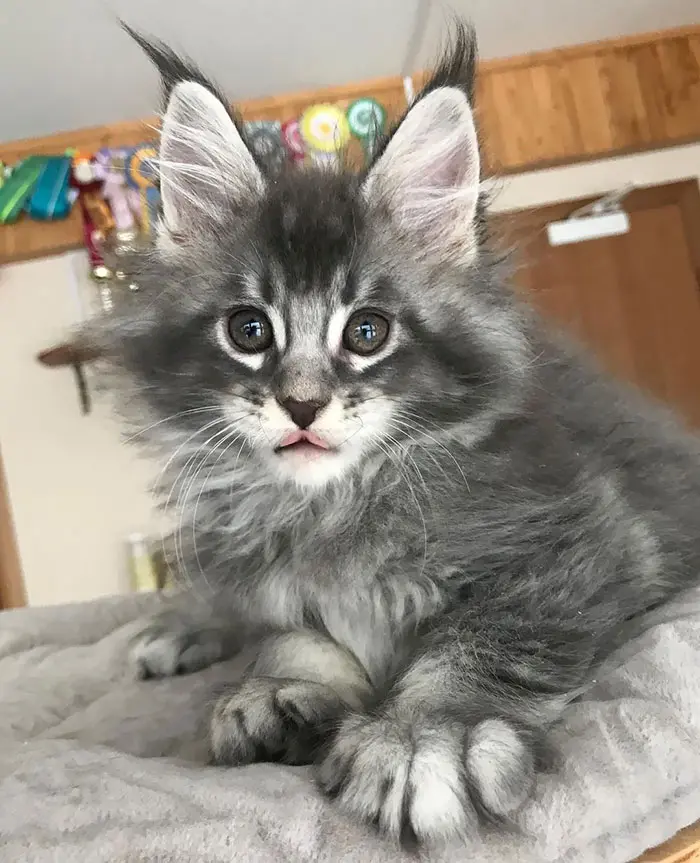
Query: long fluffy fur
88,23,700,845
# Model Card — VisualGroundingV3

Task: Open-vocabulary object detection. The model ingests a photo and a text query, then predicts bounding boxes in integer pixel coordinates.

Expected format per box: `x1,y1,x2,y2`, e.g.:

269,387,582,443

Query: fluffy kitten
84,24,700,845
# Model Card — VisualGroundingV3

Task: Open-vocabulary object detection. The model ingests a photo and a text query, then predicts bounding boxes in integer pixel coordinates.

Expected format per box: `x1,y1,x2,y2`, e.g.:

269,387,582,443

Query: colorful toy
70,153,113,281
26,155,74,220
299,104,350,165
0,156,46,224
124,144,160,235
93,148,138,239
347,98,386,160
281,119,306,164
245,121,287,171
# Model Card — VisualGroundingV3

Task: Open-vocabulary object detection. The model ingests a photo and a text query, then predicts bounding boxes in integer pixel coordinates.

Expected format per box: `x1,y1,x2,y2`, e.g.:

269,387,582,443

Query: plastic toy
0,156,46,224
26,156,74,220
124,144,160,235
281,119,306,164
70,152,112,281
93,149,138,238
245,121,287,171
347,98,386,159
299,104,350,165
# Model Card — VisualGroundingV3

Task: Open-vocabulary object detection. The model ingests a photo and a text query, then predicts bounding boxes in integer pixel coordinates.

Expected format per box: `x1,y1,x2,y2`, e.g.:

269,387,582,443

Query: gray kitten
84,25,700,845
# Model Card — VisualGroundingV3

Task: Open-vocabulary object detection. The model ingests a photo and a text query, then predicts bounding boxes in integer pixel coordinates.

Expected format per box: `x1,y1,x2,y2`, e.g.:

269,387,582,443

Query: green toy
0,156,47,224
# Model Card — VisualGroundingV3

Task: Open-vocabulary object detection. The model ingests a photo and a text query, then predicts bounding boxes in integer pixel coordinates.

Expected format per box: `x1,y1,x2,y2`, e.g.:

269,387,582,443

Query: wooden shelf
2,24,699,266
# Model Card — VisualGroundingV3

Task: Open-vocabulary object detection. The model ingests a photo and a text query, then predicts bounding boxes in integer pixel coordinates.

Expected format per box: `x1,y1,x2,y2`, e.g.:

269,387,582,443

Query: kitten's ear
123,25,263,246
363,26,480,259
158,81,264,242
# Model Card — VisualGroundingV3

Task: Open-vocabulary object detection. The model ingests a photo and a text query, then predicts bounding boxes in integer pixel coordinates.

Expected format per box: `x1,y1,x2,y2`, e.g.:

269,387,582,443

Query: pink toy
281,120,306,164
93,149,138,236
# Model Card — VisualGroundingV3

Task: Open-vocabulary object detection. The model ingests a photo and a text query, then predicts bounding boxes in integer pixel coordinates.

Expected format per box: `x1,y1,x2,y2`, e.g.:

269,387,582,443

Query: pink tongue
279,430,330,450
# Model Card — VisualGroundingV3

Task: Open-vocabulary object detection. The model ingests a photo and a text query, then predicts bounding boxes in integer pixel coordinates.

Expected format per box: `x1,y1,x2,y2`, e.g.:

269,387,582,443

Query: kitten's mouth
275,430,333,457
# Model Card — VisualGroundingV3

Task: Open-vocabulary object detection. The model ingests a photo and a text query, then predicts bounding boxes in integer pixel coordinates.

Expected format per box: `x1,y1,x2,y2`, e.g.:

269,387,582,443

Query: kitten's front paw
129,618,227,679
317,715,533,844
210,677,346,766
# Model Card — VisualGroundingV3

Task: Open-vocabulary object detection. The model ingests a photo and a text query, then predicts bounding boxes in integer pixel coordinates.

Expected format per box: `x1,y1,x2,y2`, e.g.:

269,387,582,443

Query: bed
1,592,700,862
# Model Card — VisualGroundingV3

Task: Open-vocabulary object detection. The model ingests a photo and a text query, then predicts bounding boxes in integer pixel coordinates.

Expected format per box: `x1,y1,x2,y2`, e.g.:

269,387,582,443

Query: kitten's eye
227,308,273,353
343,310,390,356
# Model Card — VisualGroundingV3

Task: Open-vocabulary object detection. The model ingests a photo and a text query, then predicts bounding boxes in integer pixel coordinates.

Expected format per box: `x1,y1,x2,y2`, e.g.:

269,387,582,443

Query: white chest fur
253,561,444,684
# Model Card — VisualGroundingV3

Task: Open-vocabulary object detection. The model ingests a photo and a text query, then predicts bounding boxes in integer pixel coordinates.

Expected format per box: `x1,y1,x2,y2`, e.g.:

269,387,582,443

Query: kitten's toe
210,677,345,766
465,719,534,817
129,622,225,678
318,714,534,843
318,714,471,844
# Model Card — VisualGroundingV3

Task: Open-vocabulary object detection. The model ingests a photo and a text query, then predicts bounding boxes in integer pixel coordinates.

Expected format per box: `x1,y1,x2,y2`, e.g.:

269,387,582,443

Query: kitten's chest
239,476,444,680
256,549,443,684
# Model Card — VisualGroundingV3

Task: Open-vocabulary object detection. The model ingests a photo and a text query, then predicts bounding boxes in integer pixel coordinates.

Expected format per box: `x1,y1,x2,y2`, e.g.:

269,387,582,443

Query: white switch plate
547,211,630,246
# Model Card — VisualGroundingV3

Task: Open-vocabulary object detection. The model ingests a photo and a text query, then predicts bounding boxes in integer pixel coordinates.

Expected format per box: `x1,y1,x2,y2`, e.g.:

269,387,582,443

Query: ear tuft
122,23,234,118
420,21,478,105
123,24,263,247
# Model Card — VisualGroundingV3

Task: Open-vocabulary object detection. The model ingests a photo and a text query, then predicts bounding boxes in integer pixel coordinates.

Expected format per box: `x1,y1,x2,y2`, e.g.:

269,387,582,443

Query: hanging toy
245,121,287,172
124,144,160,235
347,98,387,161
71,152,113,282
0,156,47,224
93,148,138,243
299,104,350,166
26,155,74,220
281,119,306,164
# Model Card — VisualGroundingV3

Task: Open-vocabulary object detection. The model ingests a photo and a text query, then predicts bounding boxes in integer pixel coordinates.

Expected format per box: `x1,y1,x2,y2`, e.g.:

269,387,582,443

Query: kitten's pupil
227,308,273,353
243,320,263,340
358,321,377,342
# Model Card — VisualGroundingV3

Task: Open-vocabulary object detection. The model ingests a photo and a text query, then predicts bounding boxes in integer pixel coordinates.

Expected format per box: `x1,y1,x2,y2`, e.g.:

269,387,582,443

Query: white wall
0,254,160,606
0,143,698,607
2,0,697,142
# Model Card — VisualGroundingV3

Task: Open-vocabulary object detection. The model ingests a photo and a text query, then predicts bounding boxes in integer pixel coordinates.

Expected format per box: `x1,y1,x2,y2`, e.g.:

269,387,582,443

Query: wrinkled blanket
1,593,699,863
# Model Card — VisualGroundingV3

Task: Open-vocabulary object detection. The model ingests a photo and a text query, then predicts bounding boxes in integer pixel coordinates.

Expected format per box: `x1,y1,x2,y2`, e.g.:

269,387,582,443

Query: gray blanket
1,594,699,863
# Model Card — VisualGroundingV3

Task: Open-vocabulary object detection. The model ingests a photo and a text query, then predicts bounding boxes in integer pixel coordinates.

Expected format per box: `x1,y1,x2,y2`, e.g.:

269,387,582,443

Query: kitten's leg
317,616,582,844
210,631,372,766
129,594,256,678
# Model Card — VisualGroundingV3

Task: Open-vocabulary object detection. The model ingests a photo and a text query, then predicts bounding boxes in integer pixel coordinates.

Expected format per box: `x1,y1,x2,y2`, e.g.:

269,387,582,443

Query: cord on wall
401,0,434,105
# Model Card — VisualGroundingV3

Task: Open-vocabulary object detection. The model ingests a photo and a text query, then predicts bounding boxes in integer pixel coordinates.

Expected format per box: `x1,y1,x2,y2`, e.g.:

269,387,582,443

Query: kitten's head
90,24,529,490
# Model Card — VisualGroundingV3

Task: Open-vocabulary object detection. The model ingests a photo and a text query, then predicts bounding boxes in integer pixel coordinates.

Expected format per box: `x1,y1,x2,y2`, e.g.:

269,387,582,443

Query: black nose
277,398,327,429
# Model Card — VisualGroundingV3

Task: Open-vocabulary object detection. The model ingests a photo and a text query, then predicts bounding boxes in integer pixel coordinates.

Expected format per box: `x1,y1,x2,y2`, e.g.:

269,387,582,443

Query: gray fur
88,23,700,845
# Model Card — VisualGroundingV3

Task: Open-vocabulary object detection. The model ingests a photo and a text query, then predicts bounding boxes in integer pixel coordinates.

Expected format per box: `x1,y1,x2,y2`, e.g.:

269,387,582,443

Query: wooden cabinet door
501,181,700,426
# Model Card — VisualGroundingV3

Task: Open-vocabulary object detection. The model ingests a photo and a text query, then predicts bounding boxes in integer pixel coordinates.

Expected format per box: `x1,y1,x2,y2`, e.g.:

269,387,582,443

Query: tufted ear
363,86,480,259
157,81,264,244
123,25,263,247
363,25,481,260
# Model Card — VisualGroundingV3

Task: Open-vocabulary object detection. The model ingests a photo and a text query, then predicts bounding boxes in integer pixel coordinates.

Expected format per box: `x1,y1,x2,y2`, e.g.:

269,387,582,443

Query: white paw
466,719,534,816
318,714,533,843
210,676,346,766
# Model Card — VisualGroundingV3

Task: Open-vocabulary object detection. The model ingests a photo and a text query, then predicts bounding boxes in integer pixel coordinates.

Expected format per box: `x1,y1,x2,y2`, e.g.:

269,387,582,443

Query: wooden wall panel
2,25,699,265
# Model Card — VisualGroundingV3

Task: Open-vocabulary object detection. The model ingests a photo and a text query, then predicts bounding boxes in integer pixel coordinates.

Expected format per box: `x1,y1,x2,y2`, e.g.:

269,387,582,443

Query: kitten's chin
269,446,355,489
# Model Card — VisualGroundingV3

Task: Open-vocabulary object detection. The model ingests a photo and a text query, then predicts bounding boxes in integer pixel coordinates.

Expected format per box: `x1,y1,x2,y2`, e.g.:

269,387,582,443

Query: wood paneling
477,30,700,172
500,181,700,428
1,25,699,266
634,818,700,862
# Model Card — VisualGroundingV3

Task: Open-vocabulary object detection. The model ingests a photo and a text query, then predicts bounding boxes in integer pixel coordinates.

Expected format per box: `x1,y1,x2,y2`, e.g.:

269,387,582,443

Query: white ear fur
363,87,480,257
158,81,264,243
